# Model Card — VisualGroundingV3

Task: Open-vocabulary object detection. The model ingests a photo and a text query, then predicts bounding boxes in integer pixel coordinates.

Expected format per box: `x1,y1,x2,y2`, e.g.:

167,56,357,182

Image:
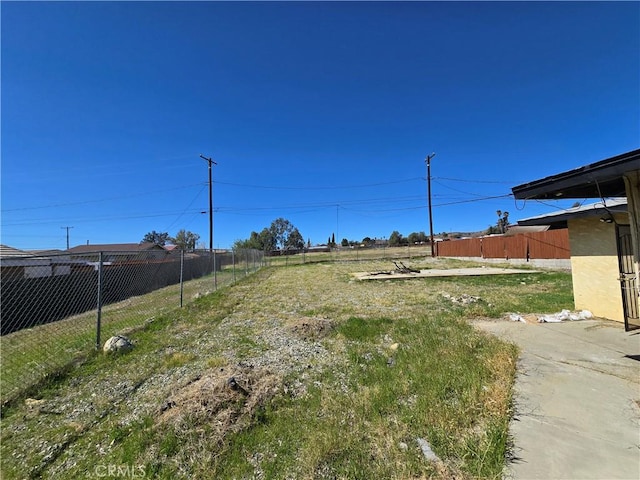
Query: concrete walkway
474,318,640,480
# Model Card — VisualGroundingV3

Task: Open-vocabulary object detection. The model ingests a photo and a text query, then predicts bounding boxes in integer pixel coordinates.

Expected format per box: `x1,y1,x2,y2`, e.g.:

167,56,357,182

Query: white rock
103,335,134,354
416,437,440,462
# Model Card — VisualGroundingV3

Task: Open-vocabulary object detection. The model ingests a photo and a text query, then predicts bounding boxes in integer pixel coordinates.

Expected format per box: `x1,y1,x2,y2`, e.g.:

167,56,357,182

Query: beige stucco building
513,149,640,331
567,211,629,322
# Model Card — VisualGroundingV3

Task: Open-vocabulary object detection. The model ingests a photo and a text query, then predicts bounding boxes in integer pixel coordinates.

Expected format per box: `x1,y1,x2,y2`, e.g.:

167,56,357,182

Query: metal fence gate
616,225,640,331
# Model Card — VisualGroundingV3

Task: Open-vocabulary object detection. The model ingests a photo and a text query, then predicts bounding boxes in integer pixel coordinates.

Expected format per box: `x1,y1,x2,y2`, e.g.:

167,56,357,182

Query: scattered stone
416,437,440,462
442,292,481,305
227,377,249,395
103,335,134,354
25,398,45,408
386,357,396,367
160,400,176,413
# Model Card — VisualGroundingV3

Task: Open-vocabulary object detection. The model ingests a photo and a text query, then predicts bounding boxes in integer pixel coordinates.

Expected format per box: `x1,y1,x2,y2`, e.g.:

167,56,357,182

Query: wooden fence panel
481,236,506,258
436,228,570,260
436,238,482,257
504,235,528,259
526,229,570,259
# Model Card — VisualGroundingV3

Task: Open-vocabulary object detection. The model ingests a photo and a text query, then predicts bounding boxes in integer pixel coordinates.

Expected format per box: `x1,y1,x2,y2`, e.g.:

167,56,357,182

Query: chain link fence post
232,249,236,283
179,249,184,308
213,250,217,290
95,251,104,350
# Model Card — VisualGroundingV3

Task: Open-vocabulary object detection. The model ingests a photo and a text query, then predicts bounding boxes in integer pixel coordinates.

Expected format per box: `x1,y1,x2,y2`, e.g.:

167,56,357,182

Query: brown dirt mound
287,317,335,340
157,366,281,438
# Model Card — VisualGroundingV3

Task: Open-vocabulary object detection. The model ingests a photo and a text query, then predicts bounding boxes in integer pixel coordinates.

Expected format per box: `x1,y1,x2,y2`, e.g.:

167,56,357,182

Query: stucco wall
568,213,629,322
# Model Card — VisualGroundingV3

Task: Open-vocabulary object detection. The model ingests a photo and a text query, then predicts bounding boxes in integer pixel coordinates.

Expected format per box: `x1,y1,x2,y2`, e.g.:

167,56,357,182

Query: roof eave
512,149,640,200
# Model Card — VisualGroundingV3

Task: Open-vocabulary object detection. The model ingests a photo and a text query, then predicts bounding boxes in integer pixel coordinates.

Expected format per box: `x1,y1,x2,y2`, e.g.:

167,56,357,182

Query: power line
2,209,205,227
2,192,514,227
163,184,207,233
213,177,422,191
432,179,509,198
1,183,204,213
434,194,513,207
433,176,525,185
2,174,514,216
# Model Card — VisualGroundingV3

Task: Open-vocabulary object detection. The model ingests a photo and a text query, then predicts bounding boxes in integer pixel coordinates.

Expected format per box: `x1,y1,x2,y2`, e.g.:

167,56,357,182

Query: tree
285,227,304,250
362,236,373,247
388,231,402,247
341,238,349,247
407,231,428,244
331,233,336,246
171,229,200,251
234,218,304,253
486,225,501,235
269,218,302,251
496,210,510,234
254,228,272,251
142,231,170,246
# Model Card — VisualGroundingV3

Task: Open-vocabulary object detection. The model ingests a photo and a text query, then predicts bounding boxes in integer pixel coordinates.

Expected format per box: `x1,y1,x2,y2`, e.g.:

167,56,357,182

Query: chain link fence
263,244,433,266
0,248,263,404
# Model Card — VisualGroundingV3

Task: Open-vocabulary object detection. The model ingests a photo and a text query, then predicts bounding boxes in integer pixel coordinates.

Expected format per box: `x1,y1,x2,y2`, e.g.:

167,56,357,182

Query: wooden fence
436,229,570,260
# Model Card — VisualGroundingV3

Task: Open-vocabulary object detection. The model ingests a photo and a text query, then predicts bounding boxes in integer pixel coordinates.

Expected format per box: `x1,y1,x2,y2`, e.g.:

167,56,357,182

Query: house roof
512,149,640,200
26,249,65,256
0,245,32,258
504,225,550,235
68,242,166,254
517,198,628,228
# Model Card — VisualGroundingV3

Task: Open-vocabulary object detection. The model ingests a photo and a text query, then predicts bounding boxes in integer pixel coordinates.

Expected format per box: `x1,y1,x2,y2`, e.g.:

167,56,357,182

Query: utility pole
199,154,217,253
336,204,339,247
61,226,74,250
425,153,436,257
200,154,218,289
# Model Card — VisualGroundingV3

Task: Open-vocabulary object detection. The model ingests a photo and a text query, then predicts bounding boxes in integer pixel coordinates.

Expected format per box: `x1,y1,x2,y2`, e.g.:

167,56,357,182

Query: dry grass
0,258,573,479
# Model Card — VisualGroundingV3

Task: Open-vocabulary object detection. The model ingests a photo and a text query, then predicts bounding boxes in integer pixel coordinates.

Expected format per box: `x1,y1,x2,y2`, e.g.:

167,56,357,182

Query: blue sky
2,1,638,250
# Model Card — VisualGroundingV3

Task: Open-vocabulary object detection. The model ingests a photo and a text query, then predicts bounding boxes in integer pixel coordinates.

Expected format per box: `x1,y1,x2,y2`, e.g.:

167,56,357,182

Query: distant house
0,245,71,279
512,149,640,330
67,242,168,263
307,245,331,253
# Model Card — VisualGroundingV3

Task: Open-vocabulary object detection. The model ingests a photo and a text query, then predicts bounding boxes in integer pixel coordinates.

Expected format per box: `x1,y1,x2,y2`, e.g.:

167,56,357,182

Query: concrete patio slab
353,267,541,281
474,318,640,480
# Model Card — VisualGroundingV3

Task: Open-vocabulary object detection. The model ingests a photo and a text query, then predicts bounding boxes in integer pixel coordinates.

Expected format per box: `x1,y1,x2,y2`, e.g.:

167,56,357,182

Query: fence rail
0,248,264,403
436,229,571,260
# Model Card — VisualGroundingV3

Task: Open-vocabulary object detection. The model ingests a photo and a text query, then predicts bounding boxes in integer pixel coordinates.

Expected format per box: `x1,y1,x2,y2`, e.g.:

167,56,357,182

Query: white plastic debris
416,437,440,462
538,309,594,323
509,313,526,323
